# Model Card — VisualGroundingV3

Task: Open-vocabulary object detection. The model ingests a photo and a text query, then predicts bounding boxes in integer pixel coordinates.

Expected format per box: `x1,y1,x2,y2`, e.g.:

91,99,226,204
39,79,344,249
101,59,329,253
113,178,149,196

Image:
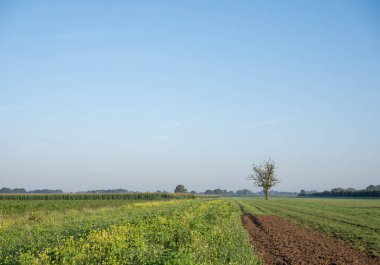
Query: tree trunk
264,189,269,200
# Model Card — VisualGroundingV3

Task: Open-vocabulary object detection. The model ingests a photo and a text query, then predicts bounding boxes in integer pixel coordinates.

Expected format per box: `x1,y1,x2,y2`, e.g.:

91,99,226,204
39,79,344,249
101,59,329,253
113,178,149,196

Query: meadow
237,197,380,257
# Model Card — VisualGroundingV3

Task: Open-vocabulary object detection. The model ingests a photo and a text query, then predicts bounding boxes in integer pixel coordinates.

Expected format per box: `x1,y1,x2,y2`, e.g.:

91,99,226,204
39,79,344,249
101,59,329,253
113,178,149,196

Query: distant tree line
298,185,380,197
174,185,257,196
1,185,298,197
204,189,252,197
0,187,63,194
172,184,297,197
0,188,168,194
197,189,296,197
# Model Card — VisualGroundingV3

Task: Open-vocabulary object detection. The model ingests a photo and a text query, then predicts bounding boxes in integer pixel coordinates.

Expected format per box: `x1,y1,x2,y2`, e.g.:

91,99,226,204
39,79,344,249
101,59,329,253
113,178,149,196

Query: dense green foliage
174,184,187,193
299,189,380,197
0,199,260,264
237,197,380,256
299,185,380,197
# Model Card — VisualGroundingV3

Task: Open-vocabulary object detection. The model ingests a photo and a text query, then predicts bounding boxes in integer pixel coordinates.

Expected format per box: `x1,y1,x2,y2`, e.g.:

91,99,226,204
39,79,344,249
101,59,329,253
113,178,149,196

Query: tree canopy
248,158,279,200
174,185,187,193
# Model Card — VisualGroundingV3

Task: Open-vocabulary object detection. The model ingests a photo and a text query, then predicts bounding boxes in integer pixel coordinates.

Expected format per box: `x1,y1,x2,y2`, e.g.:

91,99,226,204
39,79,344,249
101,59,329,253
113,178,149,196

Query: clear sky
0,1,379,193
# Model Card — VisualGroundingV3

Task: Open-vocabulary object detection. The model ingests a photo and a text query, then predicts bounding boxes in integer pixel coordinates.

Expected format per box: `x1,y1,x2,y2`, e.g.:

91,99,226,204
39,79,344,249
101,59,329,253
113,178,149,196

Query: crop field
0,192,196,201
0,198,259,265
1,196,379,265
237,197,380,258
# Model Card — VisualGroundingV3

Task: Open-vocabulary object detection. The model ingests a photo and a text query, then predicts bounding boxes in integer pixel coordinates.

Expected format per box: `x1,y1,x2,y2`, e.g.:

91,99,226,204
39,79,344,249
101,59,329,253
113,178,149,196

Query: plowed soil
242,213,380,265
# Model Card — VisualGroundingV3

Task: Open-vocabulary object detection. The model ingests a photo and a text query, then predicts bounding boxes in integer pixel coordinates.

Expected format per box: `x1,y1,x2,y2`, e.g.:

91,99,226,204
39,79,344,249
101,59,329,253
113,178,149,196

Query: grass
237,197,380,256
0,198,260,264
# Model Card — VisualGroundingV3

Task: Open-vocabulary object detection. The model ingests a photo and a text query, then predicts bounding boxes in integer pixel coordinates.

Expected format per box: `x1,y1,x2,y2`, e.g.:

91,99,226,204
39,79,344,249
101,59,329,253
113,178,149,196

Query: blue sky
0,0,379,192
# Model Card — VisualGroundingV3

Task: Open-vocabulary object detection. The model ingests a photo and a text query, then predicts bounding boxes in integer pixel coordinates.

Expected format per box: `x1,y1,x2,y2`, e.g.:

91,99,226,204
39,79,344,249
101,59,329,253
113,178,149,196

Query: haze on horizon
1,1,379,193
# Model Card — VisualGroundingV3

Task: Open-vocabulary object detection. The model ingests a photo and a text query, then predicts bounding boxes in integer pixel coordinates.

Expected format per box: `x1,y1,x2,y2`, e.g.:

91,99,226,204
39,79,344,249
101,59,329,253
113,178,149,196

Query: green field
236,197,380,256
1,195,379,264
0,197,259,265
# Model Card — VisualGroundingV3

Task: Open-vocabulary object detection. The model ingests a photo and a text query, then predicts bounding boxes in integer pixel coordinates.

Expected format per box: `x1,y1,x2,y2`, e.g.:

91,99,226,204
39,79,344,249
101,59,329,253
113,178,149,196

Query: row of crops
0,199,260,264
0,192,196,200
237,197,380,257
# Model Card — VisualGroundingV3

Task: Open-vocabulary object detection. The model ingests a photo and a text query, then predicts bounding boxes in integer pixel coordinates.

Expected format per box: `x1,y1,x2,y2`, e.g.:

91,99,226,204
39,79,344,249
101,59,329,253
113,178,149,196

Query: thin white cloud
25,113,63,125
76,115,99,121
25,110,119,125
0,105,26,113
202,110,220,120
159,121,181,130
242,115,298,129
15,142,48,156
57,30,109,40
126,131,178,147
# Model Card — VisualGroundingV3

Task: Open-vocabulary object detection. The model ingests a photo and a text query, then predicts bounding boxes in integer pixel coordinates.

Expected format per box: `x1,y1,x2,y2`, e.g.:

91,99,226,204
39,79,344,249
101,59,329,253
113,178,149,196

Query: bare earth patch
242,213,380,265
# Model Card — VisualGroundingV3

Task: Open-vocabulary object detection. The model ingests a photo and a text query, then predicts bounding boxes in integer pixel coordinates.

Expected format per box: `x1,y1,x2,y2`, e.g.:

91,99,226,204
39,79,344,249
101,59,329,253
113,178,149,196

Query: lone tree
174,185,187,193
248,158,279,200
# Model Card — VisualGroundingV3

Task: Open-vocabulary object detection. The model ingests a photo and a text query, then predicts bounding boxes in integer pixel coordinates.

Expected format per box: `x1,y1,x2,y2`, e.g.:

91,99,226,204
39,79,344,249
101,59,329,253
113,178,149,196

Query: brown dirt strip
242,213,380,265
